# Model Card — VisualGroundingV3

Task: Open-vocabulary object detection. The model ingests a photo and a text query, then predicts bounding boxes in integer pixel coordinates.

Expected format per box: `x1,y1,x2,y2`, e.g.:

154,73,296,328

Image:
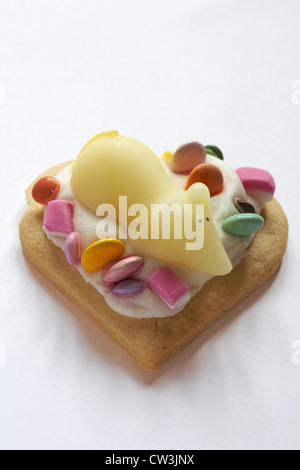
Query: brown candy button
32,176,61,205
233,198,256,214
185,163,224,197
170,142,206,174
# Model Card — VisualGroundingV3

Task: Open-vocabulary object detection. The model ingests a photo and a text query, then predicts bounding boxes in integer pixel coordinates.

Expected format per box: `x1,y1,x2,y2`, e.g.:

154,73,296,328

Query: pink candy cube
44,200,74,237
148,266,191,310
236,167,276,204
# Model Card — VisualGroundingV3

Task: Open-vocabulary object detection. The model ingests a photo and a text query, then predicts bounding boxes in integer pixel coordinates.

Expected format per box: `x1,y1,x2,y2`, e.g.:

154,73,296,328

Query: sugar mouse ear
78,130,120,156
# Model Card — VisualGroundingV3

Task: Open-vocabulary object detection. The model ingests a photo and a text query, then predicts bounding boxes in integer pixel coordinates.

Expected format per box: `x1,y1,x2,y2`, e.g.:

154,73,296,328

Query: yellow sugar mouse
71,130,232,275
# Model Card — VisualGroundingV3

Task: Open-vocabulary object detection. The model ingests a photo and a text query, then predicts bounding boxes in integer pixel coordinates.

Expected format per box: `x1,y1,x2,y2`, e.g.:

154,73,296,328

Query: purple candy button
103,256,144,285
111,279,146,298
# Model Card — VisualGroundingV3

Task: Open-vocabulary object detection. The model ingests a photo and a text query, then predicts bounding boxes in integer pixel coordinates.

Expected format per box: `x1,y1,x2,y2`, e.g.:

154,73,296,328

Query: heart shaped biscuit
19,154,288,370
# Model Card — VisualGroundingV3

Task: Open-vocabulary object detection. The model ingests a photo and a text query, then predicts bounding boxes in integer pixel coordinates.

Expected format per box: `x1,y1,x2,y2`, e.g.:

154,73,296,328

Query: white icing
44,155,264,319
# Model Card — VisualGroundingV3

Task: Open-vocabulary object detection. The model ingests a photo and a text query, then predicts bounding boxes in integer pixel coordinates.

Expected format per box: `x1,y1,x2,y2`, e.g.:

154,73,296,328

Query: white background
0,0,299,450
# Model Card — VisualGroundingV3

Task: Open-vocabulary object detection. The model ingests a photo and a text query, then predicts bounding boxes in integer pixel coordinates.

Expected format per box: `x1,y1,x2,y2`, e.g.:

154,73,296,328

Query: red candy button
32,176,60,205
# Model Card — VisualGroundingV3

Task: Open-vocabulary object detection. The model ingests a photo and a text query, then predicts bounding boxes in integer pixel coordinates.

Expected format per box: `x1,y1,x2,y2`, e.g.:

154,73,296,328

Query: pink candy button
148,266,191,310
65,232,82,267
44,200,74,236
236,167,276,203
103,256,144,285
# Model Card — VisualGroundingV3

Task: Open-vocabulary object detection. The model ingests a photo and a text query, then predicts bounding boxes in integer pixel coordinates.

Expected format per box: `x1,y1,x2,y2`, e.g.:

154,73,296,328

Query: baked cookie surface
19,162,288,371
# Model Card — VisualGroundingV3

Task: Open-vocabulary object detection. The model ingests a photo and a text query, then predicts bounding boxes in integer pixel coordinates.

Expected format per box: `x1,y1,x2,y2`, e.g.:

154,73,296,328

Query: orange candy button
81,239,126,273
185,163,224,197
32,176,60,205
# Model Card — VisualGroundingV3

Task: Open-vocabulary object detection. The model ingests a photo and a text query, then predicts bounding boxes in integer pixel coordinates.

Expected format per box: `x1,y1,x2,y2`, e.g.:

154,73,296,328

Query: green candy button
222,213,264,237
205,145,224,160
